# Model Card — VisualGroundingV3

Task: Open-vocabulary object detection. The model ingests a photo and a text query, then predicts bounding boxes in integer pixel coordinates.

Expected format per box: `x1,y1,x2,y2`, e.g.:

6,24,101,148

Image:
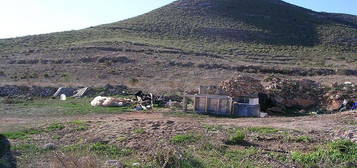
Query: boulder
43,143,57,150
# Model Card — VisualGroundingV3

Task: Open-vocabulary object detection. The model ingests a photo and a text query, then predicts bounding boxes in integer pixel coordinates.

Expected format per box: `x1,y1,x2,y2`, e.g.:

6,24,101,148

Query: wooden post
183,95,187,112
205,96,209,114
193,96,196,113
229,98,233,116
217,98,221,114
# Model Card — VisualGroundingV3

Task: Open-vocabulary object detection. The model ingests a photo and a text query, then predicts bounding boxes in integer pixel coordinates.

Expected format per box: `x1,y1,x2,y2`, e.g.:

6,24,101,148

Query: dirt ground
2,109,356,133
1,108,356,168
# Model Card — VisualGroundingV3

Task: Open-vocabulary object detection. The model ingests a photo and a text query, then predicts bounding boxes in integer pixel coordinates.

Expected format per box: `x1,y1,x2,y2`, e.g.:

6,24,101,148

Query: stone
132,163,140,166
43,143,57,150
105,160,124,168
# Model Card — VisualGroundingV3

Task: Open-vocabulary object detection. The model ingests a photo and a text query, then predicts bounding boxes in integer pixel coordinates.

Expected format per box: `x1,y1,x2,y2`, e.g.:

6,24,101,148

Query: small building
183,86,260,117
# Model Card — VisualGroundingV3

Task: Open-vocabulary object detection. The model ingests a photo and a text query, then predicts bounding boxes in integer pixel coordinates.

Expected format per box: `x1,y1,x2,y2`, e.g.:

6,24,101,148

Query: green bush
228,130,246,144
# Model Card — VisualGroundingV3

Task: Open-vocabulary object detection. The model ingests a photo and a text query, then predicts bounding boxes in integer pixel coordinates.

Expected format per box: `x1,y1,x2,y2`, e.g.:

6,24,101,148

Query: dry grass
50,152,99,168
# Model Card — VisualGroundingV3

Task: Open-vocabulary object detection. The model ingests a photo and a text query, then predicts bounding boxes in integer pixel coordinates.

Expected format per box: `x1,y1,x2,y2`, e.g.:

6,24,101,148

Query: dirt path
1,110,356,133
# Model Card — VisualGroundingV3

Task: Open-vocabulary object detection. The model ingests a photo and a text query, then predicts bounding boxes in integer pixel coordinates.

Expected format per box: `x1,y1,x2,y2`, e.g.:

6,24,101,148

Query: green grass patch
89,143,133,157
133,128,145,134
67,120,87,125
7,98,133,116
227,130,246,145
291,139,357,167
74,125,89,131
12,144,47,154
170,134,200,144
46,123,65,131
2,128,42,139
203,124,224,132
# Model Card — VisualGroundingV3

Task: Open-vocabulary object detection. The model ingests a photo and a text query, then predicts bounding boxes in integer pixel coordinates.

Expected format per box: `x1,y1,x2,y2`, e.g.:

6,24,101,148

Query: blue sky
0,0,356,39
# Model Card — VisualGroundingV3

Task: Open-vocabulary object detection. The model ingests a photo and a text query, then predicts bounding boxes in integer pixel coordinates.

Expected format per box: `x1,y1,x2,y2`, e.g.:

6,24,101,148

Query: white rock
105,160,124,168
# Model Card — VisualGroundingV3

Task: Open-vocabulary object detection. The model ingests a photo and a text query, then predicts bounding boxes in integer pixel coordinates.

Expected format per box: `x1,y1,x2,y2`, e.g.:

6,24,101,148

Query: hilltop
0,0,356,89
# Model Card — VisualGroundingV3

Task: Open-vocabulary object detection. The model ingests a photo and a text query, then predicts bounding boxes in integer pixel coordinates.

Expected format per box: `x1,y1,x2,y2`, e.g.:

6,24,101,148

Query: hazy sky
0,0,356,39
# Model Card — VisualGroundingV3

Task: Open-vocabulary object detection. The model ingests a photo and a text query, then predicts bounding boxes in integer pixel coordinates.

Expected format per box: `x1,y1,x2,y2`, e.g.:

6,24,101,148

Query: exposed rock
105,160,124,168
30,86,57,97
43,143,57,150
0,85,23,97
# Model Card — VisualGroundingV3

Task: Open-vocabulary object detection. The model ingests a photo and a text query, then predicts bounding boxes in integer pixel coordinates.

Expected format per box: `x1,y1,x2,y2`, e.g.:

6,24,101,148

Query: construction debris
323,82,357,112
72,87,89,98
60,94,67,101
53,87,76,97
264,78,323,112
134,91,153,110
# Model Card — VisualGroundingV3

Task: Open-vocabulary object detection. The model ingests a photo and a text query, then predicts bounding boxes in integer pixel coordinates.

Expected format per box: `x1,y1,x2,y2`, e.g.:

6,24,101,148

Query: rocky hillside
0,0,356,88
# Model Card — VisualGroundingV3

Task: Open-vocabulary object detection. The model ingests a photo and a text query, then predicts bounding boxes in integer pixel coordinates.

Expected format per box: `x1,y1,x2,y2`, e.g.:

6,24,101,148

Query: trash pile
219,75,264,97
263,77,324,113
90,96,133,107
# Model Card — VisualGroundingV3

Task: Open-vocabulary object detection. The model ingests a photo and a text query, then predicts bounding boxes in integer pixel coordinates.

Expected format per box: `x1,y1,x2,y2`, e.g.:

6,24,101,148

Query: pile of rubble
323,82,357,111
263,77,324,113
219,75,264,97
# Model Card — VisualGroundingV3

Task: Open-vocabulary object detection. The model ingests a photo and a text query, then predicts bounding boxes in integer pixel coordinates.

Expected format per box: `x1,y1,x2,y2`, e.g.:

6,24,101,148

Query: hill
0,0,356,89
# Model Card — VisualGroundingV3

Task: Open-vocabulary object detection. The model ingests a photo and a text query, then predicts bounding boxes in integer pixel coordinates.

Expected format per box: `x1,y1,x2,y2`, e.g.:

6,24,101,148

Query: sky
0,0,356,39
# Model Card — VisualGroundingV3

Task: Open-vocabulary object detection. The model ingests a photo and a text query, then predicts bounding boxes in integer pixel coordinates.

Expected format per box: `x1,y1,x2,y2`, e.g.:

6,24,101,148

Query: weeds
47,123,65,131
291,139,357,167
2,129,42,139
134,128,145,134
89,143,132,157
51,152,99,168
170,134,200,144
227,130,246,145
12,144,45,154
152,147,203,168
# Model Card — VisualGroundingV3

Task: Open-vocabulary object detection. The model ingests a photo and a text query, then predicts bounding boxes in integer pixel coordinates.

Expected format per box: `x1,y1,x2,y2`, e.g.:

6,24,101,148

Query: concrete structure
183,86,260,117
